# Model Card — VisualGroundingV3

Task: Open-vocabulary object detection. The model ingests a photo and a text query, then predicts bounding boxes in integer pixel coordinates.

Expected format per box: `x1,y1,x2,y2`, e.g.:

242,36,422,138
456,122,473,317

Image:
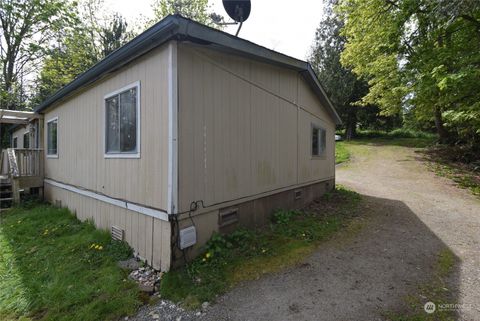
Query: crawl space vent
219,208,239,227
111,226,124,241
179,226,197,249
294,190,302,200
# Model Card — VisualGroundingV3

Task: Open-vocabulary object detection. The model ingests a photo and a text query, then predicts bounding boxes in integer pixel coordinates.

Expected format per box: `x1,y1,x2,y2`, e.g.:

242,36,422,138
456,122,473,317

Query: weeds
0,205,141,321
160,186,361,308
384,249,457,321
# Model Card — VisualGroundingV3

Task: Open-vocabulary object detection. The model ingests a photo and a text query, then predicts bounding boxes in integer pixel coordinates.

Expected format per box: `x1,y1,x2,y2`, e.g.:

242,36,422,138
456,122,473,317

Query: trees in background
2,0,222,114
309,1,364,139
0,0,75,110
32,0,135,105
151,0,222,27
309,0,399,139
338,0,480,157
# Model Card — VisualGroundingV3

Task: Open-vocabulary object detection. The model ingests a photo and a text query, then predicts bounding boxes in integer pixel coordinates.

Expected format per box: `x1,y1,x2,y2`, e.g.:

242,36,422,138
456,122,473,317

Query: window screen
105,86,138,154
312,124,326,157
47,119,58,155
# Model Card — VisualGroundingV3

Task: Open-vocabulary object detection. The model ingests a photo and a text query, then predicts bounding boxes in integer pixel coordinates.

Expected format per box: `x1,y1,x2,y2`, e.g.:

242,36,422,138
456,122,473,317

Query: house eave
34,15,342,125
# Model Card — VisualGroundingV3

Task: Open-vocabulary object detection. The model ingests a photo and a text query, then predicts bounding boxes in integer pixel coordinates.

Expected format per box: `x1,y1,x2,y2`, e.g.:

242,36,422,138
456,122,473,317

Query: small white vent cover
179,226,197,249
111,226,124,241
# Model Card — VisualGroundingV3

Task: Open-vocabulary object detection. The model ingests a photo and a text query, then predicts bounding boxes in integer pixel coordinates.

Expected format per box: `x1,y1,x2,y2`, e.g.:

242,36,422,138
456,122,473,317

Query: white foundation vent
179,226,197,249
111,226,125,241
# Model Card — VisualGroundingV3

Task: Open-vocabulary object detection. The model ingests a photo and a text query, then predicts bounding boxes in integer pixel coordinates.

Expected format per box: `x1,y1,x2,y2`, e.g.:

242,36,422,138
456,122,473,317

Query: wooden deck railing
8,148,44,178
1,148,44,203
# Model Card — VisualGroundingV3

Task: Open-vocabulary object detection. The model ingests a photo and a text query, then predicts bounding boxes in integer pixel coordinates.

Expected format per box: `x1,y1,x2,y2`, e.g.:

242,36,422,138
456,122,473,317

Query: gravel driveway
134,143,480,321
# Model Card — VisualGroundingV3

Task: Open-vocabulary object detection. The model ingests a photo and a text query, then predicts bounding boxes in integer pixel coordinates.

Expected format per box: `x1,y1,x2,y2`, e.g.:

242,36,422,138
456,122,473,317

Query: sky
103,0,325,61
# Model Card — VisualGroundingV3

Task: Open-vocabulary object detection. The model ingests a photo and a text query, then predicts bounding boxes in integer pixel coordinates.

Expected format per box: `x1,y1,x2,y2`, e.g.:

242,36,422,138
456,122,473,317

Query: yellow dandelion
98,246,103,250
205,252,212,258
95,245,100,250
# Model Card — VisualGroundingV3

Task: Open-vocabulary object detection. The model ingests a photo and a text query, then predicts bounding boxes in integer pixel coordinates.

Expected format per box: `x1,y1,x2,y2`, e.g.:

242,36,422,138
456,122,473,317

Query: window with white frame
47,118,58,156
12,136,18,148
312,124,326,157
104,82,140,156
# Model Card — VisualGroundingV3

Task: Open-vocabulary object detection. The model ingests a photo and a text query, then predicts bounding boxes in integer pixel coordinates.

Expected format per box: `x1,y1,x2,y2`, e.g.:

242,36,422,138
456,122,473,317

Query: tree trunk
345,106,357,140
434,107,448,143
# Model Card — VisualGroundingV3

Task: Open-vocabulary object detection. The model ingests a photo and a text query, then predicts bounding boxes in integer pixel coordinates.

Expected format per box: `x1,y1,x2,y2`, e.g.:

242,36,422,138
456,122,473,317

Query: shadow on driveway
204,194,460,321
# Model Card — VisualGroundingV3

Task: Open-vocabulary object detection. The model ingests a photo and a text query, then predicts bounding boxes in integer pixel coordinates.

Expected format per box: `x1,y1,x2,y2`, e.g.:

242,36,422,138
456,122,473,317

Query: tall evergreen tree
309,1,369,139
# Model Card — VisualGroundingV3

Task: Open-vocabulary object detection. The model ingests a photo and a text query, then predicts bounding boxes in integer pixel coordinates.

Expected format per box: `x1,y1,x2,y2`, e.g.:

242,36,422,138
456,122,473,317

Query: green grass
384,248,457,321
160,186,361,308
0,204,142,321
335,142,350,164
335,128,436,149
352,128,436,140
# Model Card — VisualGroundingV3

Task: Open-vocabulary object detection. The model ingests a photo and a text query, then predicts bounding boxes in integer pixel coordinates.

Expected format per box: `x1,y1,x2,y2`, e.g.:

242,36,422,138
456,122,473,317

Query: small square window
312,124,326,157
47,118,58,157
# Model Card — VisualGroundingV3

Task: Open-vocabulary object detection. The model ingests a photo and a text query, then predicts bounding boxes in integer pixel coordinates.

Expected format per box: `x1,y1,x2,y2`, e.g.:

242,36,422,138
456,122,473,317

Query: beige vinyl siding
177,44,336,212
12,126,30,148
44,184,171,270
43,44,170,211
42,43,172,271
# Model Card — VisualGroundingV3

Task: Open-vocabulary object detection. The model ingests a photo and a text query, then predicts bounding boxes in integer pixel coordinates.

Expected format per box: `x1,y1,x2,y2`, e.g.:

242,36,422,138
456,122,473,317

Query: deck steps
0,181,13,211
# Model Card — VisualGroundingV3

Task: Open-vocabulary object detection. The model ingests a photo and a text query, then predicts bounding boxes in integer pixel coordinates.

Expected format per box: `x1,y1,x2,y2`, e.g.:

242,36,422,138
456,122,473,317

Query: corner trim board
44,178,169,221
167,41,178,215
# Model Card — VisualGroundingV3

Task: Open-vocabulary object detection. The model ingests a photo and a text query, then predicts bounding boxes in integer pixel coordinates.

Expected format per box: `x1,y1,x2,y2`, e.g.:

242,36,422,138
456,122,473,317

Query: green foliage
31,1,135,105
0,205,140,320
338,0,480,155
100,13,135,57
33,29,98,104
0,0,76,109
335,141,350,164
151,0,222,28
160,187,361,308
354,128,436,140
271,209,299,225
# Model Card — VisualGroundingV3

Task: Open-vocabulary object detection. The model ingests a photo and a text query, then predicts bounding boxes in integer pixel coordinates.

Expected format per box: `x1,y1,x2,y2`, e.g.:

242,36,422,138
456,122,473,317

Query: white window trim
103,81,141,159
46,116,58,158
311,123,326,159
12,136,18,148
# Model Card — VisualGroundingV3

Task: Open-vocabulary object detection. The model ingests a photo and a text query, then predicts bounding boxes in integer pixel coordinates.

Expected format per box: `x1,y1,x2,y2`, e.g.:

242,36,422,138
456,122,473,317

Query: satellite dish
222,0,251,23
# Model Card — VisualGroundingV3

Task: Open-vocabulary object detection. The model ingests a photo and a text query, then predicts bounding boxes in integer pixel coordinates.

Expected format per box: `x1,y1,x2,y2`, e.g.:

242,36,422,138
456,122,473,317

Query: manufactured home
0,15,341,271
